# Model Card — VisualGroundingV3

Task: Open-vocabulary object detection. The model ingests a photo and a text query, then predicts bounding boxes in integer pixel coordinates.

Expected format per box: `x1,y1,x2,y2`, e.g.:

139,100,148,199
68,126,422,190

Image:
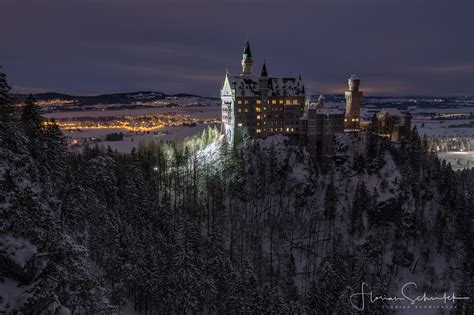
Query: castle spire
259,60,269,96
260,61,268,77
244,41,252,57
241,41,253,76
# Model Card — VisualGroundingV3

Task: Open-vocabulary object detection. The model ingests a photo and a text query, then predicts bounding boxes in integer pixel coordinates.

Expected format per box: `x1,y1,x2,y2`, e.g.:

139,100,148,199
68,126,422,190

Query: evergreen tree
282,254,300,312
324,181,337,220
349,182,369,235
0,68,14,121
21,94,42,130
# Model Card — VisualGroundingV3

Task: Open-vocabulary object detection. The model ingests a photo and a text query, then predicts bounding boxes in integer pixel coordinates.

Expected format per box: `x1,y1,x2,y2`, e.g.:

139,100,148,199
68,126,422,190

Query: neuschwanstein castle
221,41,411,160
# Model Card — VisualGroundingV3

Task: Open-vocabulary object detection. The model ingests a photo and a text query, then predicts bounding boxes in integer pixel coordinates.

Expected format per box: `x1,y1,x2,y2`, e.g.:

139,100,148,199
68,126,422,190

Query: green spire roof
243,41,252,57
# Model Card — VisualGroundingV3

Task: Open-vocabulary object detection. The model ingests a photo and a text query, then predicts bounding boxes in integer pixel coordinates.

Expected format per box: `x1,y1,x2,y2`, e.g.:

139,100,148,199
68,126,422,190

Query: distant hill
11,91,473,109
12,91,219,106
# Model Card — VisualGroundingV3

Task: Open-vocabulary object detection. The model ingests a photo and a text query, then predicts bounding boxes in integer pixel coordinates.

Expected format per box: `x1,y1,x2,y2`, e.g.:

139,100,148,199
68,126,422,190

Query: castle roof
317,107,344,115
260,62,268,77
227,75,305,97
244,41,252,57
377,108,403,118
350,74,359,80
304,102,344,118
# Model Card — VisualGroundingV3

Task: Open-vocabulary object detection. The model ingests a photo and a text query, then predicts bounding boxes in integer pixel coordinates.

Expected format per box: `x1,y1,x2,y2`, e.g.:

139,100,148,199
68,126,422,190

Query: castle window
238,100,242,104
256,100,261,104
245,100,249,104
256,129,261,133
257,115,261,120
344,118,347,122
279,100,284,104
352,118,356,122
286,100,291,104
293,100,298,104
256,107,262,112
245,109,249,112
238,108,242,112
237,123,242,127
272,100,277,104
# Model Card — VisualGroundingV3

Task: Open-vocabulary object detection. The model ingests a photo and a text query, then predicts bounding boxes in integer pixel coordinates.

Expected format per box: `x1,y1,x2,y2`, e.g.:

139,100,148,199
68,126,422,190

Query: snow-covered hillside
1,107,473,314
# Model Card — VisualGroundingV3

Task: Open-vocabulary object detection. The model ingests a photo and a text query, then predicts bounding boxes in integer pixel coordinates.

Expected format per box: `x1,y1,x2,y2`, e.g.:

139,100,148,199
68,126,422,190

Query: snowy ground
67,124,218,153
437,151,474,170
0,235,37,312
46,105,221,152
47,101,474,157
410,114,474,138
408,106,474,138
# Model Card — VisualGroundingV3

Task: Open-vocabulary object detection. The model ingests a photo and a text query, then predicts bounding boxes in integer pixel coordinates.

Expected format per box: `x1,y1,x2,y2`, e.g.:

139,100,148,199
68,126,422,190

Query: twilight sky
1,0,473,97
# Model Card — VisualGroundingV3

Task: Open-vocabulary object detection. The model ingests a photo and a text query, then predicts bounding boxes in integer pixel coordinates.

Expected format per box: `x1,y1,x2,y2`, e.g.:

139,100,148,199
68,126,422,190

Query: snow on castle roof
228,75,304,97
317,107,344,115
378,108,403,117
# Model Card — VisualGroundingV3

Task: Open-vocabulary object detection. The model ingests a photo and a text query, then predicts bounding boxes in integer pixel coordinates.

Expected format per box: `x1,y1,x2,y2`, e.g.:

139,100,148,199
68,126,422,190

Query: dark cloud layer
1,0,473,96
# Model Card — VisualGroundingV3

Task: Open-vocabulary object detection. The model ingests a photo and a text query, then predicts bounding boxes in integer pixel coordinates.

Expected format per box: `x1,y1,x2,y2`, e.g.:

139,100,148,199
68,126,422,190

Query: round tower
241,41,253,76
344,74,363,131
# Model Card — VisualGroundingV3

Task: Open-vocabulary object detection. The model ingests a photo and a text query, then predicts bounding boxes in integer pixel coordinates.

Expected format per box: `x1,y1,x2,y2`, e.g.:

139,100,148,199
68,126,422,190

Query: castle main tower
241,41,253,76
344,74,363,131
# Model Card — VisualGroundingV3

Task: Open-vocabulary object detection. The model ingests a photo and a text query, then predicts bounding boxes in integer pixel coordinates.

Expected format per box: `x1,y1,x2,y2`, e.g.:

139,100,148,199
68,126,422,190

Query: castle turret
317,94,325,108
344,74,363,131
241,41,253,76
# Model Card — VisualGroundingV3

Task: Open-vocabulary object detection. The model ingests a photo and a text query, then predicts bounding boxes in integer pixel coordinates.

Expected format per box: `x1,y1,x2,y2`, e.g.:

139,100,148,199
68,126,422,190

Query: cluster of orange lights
56,113,220,132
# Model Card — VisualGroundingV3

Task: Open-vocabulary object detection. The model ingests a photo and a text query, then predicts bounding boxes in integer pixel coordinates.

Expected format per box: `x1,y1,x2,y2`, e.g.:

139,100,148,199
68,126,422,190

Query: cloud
1,0,473,96
111,63,223,82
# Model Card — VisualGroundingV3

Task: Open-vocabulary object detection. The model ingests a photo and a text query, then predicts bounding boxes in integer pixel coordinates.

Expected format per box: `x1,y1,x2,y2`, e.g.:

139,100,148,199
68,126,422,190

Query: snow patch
0,235,37,268
0,277,24,313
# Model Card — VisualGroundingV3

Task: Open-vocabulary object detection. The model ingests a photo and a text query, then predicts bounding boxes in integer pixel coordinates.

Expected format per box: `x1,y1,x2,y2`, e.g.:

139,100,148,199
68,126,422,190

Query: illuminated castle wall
221,42,412,160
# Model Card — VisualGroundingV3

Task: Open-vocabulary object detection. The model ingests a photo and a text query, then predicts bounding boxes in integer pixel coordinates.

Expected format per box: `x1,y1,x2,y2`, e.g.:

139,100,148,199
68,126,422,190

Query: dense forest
1,70,474,314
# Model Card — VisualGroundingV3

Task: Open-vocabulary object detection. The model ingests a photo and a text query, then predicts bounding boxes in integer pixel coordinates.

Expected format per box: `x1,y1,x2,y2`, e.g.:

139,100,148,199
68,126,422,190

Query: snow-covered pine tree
0,68,13,121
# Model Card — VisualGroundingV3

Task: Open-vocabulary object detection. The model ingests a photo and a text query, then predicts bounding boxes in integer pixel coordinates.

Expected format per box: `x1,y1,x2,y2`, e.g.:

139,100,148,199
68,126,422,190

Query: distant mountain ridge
12,91,473,109
12,91,220,106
